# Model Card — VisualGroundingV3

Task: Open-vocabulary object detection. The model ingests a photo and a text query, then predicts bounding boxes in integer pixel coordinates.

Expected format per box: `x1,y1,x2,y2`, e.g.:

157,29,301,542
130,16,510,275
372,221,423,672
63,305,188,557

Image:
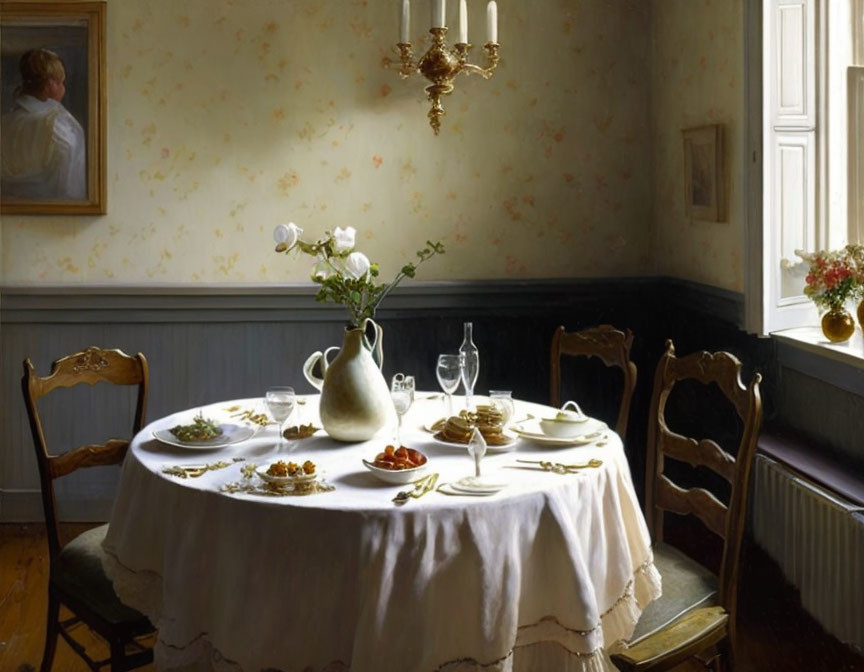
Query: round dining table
102,394,660,672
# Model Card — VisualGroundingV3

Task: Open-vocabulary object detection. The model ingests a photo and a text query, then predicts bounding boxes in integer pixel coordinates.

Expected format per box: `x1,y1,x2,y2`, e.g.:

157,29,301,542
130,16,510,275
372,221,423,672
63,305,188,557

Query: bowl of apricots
362,445,428,484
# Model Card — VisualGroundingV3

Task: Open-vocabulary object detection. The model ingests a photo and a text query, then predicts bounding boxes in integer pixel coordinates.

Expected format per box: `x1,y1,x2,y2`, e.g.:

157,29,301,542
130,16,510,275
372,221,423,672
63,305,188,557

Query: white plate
432,431,519,454
422,413,533,435
257,464,318,485
153,423,258,450
511,419,606,447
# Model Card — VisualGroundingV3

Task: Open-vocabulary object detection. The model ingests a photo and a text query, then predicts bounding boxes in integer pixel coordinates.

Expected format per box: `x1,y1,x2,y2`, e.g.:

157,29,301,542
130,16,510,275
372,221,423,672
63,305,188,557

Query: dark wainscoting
0,277,783,521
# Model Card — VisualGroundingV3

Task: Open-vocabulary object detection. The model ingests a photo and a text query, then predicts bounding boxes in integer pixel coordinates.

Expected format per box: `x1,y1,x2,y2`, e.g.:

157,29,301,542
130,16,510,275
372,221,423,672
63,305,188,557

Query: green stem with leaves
280,233,445,328
366,241,445,320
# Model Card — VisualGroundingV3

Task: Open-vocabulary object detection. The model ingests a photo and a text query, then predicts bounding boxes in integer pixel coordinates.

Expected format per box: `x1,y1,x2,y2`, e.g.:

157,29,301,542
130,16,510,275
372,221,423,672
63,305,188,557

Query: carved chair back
645,339,762,637
550,324,637,438
22,346,149,560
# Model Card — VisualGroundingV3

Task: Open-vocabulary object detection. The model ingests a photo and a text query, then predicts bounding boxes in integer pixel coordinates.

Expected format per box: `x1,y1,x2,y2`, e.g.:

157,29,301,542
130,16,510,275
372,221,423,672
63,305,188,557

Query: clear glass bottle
459,322,480,410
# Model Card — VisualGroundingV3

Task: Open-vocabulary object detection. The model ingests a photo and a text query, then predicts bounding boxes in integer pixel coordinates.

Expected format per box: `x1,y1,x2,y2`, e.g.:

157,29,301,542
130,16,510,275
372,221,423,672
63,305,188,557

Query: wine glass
436,354,463,418
265,386,296,448
390,373,415,446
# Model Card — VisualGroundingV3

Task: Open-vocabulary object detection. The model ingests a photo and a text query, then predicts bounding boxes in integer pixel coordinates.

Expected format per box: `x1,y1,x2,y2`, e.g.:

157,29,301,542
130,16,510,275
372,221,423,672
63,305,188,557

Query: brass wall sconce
388,0,500,134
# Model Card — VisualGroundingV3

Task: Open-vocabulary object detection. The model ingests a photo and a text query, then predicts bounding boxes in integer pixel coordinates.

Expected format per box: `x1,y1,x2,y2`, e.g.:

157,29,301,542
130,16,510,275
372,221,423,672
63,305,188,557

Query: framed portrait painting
682,124,725,223
1,2,106,215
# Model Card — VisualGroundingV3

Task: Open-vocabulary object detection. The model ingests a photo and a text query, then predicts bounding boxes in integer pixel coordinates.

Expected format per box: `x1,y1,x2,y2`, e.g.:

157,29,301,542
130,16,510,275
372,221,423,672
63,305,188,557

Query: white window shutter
763,0,819,333
772,0,816,128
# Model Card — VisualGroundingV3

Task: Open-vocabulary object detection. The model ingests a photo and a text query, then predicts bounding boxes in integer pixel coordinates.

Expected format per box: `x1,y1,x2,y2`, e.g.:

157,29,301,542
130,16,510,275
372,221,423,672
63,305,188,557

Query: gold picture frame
1,1,106,215
682,124,724,223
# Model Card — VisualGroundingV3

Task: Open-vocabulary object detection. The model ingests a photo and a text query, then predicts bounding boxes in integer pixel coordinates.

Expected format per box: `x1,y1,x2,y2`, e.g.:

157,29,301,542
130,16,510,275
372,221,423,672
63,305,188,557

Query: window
750,0,858,335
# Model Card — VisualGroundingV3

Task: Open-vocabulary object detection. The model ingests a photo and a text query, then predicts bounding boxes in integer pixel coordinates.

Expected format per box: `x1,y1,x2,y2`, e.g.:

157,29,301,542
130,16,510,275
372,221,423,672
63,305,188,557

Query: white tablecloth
102,395,660,672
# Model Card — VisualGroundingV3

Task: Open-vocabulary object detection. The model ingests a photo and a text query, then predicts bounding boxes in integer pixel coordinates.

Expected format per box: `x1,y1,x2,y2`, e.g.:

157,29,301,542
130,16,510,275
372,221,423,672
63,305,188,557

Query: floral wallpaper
0,0,653,285
650,0,744,292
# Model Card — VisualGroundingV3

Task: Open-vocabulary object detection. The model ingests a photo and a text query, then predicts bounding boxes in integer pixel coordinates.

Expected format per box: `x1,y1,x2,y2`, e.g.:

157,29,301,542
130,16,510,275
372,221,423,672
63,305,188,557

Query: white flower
343,251,371,279
312,261,333,280
274,222,303,250
332,226,356,253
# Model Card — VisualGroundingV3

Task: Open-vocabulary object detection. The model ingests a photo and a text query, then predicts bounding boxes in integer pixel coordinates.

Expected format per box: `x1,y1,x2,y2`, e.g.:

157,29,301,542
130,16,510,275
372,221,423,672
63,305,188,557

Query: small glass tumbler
489,390,515,426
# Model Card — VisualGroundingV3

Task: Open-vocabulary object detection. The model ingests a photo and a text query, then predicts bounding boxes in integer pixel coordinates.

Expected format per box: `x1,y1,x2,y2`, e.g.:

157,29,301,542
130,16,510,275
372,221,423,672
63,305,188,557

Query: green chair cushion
52,524,151,628
630,542,718,644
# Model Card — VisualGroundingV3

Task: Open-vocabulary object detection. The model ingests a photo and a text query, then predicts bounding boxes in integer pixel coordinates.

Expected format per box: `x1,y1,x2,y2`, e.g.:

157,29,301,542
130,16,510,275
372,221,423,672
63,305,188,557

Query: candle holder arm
383,42,419,79
454,42,500,80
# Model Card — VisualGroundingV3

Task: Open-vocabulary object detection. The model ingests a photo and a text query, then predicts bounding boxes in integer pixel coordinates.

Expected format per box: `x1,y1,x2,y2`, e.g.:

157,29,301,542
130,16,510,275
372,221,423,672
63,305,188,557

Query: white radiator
751,454,864,652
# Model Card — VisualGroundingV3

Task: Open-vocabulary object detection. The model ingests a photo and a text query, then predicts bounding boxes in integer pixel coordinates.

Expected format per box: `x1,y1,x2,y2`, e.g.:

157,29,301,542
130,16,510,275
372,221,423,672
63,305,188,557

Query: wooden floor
0,524,114,672
1,523,862,672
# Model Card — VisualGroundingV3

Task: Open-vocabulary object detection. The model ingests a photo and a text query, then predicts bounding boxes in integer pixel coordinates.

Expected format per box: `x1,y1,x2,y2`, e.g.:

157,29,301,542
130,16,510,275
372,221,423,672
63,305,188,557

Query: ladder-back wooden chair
549,324,637,438
610,340,762,672
22,346,155,672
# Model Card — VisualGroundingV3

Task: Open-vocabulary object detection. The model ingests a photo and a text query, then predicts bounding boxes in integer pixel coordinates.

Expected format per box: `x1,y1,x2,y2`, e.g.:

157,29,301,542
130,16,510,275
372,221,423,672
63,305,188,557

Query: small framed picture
682,124,724,223
1,1,106,215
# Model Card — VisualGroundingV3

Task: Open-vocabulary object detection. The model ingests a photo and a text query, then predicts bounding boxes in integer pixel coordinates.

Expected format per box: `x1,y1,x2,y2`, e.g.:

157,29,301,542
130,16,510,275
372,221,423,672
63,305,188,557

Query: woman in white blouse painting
1,48,86,201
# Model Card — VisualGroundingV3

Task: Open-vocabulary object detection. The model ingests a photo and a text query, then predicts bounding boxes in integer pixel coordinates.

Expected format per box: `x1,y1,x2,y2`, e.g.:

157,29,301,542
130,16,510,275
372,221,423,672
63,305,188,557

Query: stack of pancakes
435,405,511,446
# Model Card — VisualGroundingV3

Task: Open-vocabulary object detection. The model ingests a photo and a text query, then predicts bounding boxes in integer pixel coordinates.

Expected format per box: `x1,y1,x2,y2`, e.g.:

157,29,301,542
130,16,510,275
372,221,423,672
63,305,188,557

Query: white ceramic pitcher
303,318,391,442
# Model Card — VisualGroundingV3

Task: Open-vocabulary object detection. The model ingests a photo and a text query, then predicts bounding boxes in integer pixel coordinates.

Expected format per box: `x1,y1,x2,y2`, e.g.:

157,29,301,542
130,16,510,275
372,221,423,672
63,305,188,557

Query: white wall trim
746,0,766,334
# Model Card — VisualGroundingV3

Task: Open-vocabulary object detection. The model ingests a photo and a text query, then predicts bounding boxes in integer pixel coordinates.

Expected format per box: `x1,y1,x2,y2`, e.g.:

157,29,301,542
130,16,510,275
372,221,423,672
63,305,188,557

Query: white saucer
449,474,508,494
437,483,497,497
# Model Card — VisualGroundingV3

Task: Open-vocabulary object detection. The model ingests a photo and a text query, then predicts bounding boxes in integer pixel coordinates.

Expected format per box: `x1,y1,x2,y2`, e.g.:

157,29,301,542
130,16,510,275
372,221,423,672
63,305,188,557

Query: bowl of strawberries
362,445,428,484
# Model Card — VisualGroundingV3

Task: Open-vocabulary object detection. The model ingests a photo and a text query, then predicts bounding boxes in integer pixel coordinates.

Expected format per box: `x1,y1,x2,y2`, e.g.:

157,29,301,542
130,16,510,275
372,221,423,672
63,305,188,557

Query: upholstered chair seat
51,524,149,629
630,543,718,643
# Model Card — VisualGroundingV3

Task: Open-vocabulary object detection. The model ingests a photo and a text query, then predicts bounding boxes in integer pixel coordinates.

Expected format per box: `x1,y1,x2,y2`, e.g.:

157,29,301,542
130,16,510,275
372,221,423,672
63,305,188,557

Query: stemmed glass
265,386,296,448
436,354,463,418
390,373,415,446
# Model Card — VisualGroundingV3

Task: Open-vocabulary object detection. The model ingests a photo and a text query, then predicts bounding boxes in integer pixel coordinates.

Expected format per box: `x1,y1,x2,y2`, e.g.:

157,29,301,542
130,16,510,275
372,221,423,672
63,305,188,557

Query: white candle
432,0,446,28
458,0,468,42
486,0,497,43
400,0,410,42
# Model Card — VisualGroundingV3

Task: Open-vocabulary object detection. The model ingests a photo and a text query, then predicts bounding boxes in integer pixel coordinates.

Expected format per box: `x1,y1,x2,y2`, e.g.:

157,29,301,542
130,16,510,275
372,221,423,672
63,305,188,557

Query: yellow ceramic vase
821,309,855,343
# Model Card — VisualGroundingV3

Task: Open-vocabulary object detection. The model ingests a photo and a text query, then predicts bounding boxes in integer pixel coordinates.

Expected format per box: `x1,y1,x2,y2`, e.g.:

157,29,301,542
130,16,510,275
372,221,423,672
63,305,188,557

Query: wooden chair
549,324,637,438
22,346,155,672
610,340,762,672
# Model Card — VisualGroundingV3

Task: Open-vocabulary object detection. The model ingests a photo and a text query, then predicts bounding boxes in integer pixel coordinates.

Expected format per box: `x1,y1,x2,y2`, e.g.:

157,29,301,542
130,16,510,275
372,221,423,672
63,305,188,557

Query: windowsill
759,431,864,508
772,326,864,367
772,326,864,395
